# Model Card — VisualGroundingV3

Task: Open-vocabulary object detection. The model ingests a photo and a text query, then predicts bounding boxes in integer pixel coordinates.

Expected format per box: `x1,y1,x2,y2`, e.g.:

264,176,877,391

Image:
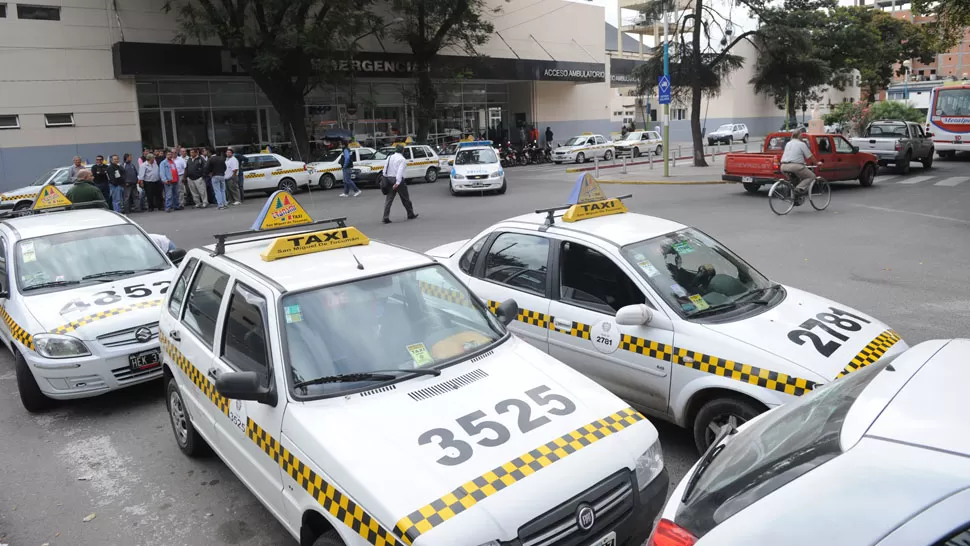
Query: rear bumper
935,142,970,152
722,174,777,185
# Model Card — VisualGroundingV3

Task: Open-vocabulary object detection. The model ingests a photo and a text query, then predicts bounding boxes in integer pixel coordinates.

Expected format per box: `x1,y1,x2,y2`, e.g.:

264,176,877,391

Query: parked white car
0,164,89,211
355,144,441,184
240,153,310,194
307,147,378,190
707,123,749,145
552,134,615,164
614,131,663,158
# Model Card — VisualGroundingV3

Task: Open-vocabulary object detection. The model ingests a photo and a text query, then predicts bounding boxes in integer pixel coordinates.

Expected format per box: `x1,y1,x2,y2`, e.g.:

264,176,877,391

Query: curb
596,179,727,185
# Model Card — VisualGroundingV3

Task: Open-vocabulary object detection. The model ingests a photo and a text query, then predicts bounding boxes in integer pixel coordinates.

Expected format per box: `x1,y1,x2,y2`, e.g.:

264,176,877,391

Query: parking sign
658,75,671,105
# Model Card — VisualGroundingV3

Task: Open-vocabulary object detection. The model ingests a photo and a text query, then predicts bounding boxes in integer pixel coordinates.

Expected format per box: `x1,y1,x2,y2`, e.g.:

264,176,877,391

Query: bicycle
768,165,831,215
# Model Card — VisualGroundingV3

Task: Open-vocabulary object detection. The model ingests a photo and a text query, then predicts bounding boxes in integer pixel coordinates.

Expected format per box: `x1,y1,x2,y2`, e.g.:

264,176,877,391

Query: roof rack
0,200,107,219
213,217,348,256
535,194,632,231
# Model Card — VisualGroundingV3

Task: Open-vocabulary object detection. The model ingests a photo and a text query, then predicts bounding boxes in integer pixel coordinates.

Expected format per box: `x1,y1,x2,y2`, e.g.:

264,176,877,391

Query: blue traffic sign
658,75,672,105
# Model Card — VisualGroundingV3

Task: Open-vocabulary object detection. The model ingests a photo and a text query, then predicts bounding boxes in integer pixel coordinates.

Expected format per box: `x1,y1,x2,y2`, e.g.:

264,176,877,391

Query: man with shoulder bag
381,144,418,224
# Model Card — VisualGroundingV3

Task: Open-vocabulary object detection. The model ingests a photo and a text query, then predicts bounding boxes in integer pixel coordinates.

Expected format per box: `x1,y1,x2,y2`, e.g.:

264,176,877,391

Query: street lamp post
902,59,912,101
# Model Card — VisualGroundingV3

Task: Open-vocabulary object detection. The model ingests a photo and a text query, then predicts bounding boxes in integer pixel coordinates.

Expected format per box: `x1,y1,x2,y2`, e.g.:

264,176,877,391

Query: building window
0,115,19,129
17,4,60,20
673,108,687,120
0,4,7,17
44,113,74,127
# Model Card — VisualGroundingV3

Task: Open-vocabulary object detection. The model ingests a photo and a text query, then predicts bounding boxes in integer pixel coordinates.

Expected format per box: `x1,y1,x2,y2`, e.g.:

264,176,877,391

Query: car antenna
350,249,364,270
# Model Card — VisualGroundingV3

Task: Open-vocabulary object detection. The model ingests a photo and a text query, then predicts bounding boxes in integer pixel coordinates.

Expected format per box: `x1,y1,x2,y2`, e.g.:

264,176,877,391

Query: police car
241,153,311,194
0,185,181,411
0,163,90,211
427,174,907,453
652,339,970,546
448,141,506,196
355,144,442,184
161,191,668,546
307,147,379,190
552,134,615,164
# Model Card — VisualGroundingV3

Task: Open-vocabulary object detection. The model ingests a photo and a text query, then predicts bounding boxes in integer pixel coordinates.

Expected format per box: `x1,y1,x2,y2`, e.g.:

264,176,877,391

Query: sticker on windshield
637,260,660,277
671,283,688,298
633,253,646,261
21,242,36,263
590,321,620,354
284,304,303,323
688,294,710,311
681,303,697,312
672,241,694,254
407,342,434,367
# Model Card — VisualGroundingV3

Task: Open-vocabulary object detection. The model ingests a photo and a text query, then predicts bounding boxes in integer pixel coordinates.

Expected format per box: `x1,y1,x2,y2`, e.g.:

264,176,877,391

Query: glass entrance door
173,110,212,149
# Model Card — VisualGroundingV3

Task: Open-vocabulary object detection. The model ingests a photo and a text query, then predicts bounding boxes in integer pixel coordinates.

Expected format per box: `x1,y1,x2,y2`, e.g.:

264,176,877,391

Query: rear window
677,357,894,537
866,123,908,138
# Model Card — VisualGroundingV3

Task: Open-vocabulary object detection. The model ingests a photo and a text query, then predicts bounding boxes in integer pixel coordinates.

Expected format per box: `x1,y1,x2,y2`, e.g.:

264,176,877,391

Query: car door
407,147,427,179
167,259,228,442
242,155,269,189
595,135,608,157
910,123,931,157
259,154,282,187
0,234,10,349
208,278,286,520
833,135,861,179
547,240,673,412
466,230,552,352
814,136,840,180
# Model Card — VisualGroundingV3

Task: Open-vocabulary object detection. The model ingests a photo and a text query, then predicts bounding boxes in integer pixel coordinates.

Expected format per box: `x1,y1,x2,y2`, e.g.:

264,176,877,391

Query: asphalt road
2,156,968,546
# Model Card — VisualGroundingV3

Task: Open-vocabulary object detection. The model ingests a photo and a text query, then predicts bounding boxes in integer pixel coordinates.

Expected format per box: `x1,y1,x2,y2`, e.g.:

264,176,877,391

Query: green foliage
868,100,926,123
821,100,923,136
631,47,745,101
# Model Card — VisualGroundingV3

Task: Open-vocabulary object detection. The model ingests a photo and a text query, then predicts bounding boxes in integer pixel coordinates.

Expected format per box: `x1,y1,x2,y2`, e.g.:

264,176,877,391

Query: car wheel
742,182,761,194
632,147,641,158
449,181,458,196
742,134,749,143
655,145,663,157
897,152,912,175
312,530,343,546
603,150,613,161
692,397,762,454
319,173,336,190
496,178,507,194
859,163,876,187
921,150,934,169
278,178,298,193
575,152,586,164
425,167,438,183
166,377,208,457
15,351,52,413
13,200,32,211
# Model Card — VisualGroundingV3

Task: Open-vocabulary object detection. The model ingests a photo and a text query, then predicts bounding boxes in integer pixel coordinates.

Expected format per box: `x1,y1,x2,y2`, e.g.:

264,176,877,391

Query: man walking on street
185,148,207,208
224,148,241,206
205,148,228,209
121,153,139,214
90,155,111,205
106,155,125,212
339,140,361,197
174,147,187,210
138,153,162,211
66,170,106,205
382,144,418,224
159,151,180,213
68,156,84,183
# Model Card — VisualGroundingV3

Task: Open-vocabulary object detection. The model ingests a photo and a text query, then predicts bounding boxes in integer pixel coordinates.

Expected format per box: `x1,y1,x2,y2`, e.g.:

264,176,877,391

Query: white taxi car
552,133,615,164
241,153,311,194
449,141,506,195
307,147,379,190
652,339,970,546
437,142,460,171
428,174,907,453
0,185,180,411
614,131,663,158
161,191,668,546
0,163,90,211
355,144,441,184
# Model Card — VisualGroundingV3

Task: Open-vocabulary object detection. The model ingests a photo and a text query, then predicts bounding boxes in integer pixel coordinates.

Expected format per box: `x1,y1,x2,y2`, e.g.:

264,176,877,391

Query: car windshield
677,357,893,538
621,228,773,319
15,224,170,293
564,136,589,146
29,168,59,187
282,265,505,398
618,133,641,142
316,150,342,163
455,148,498,165
716,124,734,132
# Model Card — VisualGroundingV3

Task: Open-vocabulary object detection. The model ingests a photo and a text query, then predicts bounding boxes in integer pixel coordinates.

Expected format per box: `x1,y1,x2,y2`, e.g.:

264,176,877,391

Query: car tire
15,351,52,413
859,163,876,187
742,134,749,143
604,150,613,161
166,377,208,457
897,152,912,175
632,148,641,158
278,178,298,193
319,173,336,190
742,182,761,194
554,161,562,165
575,152,586,164
496,178,507,194
449,181,458,196
692,397,762,454
425,168,438,183
13,200,32,212
921,150,934,169
655,145,663,157
312,530,343,546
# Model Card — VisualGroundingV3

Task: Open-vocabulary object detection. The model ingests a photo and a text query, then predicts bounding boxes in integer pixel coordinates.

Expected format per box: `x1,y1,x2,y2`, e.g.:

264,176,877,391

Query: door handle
553,318,572,330
168,330,180,342
207,368,220,380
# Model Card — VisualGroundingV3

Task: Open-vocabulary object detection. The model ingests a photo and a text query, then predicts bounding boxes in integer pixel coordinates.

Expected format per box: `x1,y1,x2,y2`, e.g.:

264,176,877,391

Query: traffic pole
663,6,670,178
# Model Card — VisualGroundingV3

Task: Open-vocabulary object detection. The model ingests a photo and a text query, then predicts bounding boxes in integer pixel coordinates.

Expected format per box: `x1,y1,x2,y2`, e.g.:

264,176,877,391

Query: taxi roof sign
535,173,631,229
562,198,627,222
458,140,493,148
252,190,313,231
567,173,607,205
33,184,72,210
582,132,593,135
260,226,370,262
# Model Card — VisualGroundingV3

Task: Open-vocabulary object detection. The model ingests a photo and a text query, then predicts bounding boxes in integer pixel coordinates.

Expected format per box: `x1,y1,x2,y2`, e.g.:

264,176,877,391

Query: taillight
894,140,901,151
647,519,698,546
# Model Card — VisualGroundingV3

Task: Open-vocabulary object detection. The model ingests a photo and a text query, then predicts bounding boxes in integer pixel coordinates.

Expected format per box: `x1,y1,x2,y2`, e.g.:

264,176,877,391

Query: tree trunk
787,88,797,125
415,60,436,144
250,74,311,161
690,0,707,167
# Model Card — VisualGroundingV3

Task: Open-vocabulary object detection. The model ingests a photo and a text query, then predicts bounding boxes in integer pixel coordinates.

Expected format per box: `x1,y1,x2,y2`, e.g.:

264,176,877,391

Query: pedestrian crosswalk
876,175,969,187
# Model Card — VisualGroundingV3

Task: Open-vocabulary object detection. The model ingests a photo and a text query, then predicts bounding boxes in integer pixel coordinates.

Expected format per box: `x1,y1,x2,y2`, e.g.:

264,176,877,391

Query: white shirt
385,152,407,184
224,156,239,178
149,233,174,252
781,139,813,164
174,156,186,176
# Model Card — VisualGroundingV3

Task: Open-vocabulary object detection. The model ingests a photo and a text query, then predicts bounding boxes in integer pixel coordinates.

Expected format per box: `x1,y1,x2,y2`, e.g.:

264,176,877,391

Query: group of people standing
65,147,245,213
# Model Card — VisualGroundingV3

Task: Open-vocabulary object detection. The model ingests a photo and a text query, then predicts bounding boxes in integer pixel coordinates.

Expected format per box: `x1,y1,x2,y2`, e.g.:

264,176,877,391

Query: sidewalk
570,153,736,185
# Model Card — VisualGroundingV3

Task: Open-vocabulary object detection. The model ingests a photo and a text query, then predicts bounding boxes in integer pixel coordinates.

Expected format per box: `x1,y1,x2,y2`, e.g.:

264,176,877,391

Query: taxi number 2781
787,307,869,357
418,385,577,466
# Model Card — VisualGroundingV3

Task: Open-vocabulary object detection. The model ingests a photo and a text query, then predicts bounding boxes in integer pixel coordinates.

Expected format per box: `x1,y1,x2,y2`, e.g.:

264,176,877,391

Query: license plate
471,183,485,188
129,349,160,372
742,176,753,183
351,173,358,179
589,532,616,546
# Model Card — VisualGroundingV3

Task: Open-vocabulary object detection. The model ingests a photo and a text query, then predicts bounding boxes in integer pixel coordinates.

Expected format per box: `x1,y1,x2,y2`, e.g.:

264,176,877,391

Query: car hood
709,130,732,136
307,160,339,169
426,239,469,259
555,144,586,152
282,336,657,545
701,285,907,382
354,159,386,172
22,269,176,340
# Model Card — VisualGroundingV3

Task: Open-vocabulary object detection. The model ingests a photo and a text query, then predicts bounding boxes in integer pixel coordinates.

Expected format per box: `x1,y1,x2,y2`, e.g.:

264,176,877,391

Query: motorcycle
524,141,545,165
497,142,514,168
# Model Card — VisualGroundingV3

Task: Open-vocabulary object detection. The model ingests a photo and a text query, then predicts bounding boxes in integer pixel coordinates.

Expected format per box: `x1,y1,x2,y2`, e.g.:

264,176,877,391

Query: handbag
379,158,392,195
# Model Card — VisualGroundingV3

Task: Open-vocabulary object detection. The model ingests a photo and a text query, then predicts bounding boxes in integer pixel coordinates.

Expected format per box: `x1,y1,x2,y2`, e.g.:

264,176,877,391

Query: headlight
34,334,91,359
635,442,664,490
453,173,465,180
490,170,502,177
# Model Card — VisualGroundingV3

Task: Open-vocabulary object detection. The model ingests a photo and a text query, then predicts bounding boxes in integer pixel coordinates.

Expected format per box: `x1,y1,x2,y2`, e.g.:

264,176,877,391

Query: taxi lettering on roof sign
261,226,369,261
561,173,628,223
33,184,72,210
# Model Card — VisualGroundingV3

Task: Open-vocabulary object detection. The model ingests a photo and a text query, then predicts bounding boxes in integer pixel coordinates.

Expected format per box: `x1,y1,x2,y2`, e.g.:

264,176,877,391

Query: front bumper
707,135,732,144
352,168,383,185
553,152,579,162
451,175,504,192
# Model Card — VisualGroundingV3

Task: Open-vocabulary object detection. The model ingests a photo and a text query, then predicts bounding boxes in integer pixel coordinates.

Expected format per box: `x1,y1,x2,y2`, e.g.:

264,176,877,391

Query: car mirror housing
494,298,519,326
616,304,652,326
167,248,186,265
216,371,277,406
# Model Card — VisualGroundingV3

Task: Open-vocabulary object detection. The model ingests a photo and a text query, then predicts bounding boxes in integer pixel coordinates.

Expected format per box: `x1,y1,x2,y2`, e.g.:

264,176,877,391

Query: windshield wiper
293,368,441,390
682,423,737,503
81,267,165,281
23,280,80,291
735,284,781,305
689,302,742,318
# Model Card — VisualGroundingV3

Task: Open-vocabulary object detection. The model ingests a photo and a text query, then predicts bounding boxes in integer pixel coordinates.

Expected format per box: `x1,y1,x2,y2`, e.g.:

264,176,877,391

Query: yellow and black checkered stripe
418,281,472,308
394,407,644,544
51,299,163,335
620,335,674,361
1,192,38,202
838,329,901,379
159,334,401,546
314,166,342,174
0,305,34,351
244,172,266,179
406,160,438,167
271,168,305,176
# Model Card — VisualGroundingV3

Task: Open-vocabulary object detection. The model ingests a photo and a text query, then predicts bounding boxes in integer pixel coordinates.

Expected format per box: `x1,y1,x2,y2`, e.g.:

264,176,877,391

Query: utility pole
663,0,670,177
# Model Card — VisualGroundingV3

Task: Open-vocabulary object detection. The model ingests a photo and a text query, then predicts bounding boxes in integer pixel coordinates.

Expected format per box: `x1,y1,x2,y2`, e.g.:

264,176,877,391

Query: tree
163,0,374,159
912,0,970,50
822,100,923,136
389,0,502,143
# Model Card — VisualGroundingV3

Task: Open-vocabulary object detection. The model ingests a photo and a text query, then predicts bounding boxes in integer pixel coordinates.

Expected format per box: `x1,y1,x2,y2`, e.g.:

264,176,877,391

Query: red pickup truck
722,132,879,193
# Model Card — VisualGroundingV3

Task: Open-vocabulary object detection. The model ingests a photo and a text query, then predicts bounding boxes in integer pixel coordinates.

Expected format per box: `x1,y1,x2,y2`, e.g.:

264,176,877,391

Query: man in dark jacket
106,155,125,212
121,153,140,214
185,148,207,209
90,155,111,205
66,170,107,205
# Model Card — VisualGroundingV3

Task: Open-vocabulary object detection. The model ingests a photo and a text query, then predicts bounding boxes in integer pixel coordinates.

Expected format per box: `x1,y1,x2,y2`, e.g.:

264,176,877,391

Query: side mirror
851,145,859,153
448,160,454,166
216,371,277,406
167,248,186,265
926,132,935,138
493,298,519,326
616,304,652,326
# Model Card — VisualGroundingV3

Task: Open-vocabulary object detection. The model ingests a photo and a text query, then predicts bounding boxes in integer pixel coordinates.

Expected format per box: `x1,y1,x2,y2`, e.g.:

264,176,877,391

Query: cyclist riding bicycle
779,128,818,196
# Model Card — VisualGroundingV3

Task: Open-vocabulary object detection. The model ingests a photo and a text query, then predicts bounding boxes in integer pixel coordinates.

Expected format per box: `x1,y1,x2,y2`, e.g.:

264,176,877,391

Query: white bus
926,84,970,158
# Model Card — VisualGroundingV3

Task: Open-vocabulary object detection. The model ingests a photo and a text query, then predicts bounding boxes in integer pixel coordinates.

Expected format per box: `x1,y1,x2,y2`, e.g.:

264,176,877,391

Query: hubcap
427,169,437,182
282,181,296,193
169,391,188,445
705,413,745,446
